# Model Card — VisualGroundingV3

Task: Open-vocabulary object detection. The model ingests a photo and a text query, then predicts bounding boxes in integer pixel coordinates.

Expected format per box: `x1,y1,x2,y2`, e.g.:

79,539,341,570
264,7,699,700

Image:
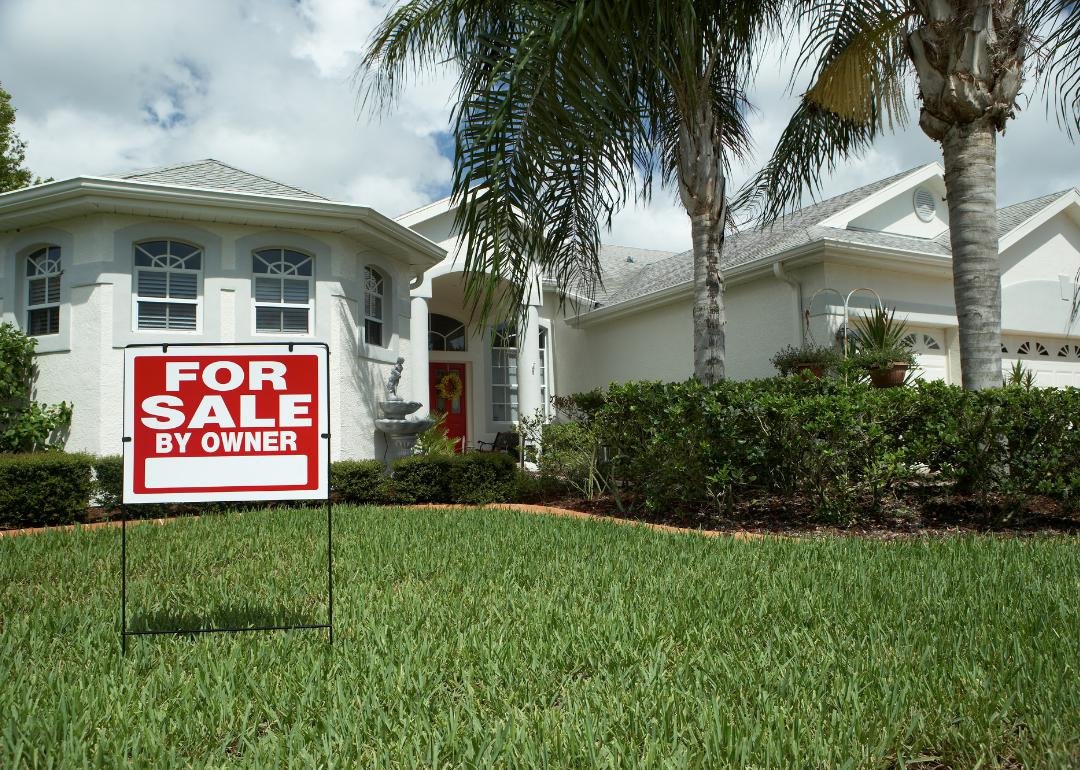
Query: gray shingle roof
602,166,926,306
994,190,1070,237
596,172,1074,311
119,159,328,201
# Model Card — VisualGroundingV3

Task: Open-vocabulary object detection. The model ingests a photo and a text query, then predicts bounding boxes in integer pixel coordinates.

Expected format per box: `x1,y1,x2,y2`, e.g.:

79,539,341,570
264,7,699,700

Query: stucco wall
847,178,949,238
1000,213,1080,337
0,214,416,459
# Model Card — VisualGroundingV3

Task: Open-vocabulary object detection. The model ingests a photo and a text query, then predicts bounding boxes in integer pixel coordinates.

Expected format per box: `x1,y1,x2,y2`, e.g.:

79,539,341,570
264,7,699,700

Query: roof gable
119,159,328,201
998,189,1080,251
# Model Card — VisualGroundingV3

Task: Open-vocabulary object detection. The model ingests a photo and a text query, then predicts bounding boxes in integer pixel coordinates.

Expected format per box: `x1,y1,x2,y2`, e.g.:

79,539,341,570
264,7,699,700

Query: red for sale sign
123,344,329,503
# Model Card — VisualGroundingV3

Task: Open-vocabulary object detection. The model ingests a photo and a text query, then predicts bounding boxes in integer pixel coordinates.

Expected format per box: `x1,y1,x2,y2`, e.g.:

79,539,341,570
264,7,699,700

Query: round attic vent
913,187,937,222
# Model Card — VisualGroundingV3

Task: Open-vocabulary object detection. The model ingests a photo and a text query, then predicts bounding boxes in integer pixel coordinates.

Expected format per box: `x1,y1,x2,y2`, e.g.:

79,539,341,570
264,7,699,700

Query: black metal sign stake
120,342,333,655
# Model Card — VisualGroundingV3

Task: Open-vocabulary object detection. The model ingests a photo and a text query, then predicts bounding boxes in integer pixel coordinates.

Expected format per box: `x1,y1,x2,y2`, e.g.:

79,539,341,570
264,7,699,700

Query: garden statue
375,355,432,464
385,356,405,401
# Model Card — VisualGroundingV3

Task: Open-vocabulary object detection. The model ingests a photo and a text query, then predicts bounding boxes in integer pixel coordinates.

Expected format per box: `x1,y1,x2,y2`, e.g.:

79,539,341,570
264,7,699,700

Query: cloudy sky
2,0,1077,253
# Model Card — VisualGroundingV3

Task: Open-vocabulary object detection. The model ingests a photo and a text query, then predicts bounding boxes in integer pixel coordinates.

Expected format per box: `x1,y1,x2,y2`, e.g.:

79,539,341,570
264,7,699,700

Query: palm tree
740,1,1079,390
361,1,782,384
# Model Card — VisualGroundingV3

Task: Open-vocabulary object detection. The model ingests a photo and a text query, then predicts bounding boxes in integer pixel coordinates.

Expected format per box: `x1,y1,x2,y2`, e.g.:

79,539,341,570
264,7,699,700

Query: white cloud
1,1,1075,246
0,0,454,208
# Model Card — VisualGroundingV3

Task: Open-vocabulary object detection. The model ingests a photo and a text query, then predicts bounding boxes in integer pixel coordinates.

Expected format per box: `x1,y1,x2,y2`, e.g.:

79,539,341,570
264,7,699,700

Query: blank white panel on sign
144,455,308,489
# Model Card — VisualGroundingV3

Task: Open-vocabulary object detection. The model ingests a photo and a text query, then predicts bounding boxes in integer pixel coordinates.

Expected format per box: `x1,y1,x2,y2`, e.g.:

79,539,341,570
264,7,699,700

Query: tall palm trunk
909,1,1024,389
679,101,727,385
940,120,1002,389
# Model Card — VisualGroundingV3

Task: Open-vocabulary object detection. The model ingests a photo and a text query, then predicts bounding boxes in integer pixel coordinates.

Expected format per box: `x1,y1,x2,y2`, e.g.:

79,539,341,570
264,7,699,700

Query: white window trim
490,325,519,425
363,266,387,348
131,240,204,334
251,248,315,337
25,246,62,337
538,321,553,420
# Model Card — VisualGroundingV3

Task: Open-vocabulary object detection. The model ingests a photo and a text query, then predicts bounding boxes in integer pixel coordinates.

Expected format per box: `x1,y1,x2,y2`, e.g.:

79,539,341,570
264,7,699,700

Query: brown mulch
3,495,1077,542
536,491,1080,540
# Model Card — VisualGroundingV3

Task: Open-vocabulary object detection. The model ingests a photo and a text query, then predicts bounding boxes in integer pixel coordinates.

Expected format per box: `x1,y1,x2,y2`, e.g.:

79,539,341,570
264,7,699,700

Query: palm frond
1025,0,1080,139
734,99,878,223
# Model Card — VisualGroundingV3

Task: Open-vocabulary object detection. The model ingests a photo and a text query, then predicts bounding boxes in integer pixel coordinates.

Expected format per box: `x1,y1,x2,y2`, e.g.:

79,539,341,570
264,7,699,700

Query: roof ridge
118,158,328,201
201,159,328,200
997,188,1071,211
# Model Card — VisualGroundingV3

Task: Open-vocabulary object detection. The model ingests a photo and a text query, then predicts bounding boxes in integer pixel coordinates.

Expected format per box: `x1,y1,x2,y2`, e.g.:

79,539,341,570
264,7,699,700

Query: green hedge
329,460,394,504
589,378,1080,519
0,453,95,529
392,453,519,504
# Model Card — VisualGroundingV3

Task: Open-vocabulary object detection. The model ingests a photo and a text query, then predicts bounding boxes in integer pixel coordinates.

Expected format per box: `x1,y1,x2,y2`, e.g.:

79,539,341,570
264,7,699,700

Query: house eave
0,177,447,269
568,239,953,327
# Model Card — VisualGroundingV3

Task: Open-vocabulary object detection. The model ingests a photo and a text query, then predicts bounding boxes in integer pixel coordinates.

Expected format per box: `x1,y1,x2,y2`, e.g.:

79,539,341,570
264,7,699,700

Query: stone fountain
375,357,433,463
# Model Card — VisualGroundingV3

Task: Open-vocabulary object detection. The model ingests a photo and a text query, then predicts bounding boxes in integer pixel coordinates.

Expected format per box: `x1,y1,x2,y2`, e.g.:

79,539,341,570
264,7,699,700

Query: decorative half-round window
429,313,466,351
913,187,937,222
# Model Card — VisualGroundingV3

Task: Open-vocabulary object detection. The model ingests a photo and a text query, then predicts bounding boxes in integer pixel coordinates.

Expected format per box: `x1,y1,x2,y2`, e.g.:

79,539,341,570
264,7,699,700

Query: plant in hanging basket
848,308,917,388
769,344,840,378
850,348,917,388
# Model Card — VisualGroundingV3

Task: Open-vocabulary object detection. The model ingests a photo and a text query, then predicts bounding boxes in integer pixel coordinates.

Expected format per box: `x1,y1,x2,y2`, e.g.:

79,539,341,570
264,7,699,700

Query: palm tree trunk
690,211,726,384
678,100,727,385
940,120,1003,390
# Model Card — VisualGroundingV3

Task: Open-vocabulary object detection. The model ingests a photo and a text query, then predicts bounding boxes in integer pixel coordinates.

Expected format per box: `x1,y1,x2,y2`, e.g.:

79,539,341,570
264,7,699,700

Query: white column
410,295,430,417
516,303,542,423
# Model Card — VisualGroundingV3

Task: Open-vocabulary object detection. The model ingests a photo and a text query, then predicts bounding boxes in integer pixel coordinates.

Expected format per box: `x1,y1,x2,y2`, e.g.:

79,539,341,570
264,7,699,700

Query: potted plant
847,307,916,388
770,344,840,378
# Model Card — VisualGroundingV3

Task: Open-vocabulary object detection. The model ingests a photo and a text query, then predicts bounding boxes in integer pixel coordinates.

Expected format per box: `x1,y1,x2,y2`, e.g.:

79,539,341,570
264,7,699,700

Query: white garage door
1002,337,1080,387
905,329,949,382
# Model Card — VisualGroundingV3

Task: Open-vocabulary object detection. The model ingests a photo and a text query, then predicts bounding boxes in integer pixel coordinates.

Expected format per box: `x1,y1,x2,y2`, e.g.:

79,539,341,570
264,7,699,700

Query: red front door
429,363,467,452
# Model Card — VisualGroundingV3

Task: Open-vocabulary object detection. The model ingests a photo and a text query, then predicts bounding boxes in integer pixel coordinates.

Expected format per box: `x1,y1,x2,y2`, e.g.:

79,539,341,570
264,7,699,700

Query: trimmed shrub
588,377,1080,520
93,455,123,509
330,460,392,504
449,453,518,504
392,455,457,503
391,453,519,504
0,453,94,528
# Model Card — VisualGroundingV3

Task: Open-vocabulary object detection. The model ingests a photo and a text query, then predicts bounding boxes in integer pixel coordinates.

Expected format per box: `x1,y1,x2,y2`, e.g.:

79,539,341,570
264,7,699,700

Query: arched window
364,266,386,347
253,248,314,334
26,246,61,336
429,313,466,351
134,239,202,330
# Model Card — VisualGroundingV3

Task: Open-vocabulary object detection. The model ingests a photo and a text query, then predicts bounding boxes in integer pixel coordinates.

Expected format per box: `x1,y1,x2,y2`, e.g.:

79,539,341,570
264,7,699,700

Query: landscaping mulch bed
545,492,1080,540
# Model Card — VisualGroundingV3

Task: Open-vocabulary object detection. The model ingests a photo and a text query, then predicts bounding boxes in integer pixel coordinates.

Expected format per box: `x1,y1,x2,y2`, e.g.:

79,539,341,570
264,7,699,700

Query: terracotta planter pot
794,362,826,378
868,363,909,388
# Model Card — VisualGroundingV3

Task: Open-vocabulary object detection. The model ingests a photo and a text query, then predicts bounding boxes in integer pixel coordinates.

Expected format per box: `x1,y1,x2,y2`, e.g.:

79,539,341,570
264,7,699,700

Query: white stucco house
0,159,1077,459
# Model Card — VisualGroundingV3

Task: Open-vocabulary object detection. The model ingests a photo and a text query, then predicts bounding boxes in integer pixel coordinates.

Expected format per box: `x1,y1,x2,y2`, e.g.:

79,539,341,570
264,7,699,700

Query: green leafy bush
769,344,840,376
412,412,460,456
449,453,518,504
539,421,608,499
0,452,94,528
0,322,72,452
330,460,394,504
93,455,124,509
392,455,455,503
587,378,1080,520
391,453,519,504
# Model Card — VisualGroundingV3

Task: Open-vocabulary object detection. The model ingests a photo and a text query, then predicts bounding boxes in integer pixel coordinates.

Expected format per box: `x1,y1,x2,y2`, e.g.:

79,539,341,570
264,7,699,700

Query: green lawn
1,508,1077,768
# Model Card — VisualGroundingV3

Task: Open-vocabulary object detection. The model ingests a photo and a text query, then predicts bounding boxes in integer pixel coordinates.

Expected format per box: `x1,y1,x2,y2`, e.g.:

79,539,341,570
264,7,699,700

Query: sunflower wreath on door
435,371,463,401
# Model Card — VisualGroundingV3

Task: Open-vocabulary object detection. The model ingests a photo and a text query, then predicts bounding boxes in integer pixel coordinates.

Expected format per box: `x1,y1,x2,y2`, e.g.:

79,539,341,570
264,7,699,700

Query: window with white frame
26,246,61,336
134,240,202,330
539,325,550,418
491,324,518,422
253,248,314,334
364,266,386,347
